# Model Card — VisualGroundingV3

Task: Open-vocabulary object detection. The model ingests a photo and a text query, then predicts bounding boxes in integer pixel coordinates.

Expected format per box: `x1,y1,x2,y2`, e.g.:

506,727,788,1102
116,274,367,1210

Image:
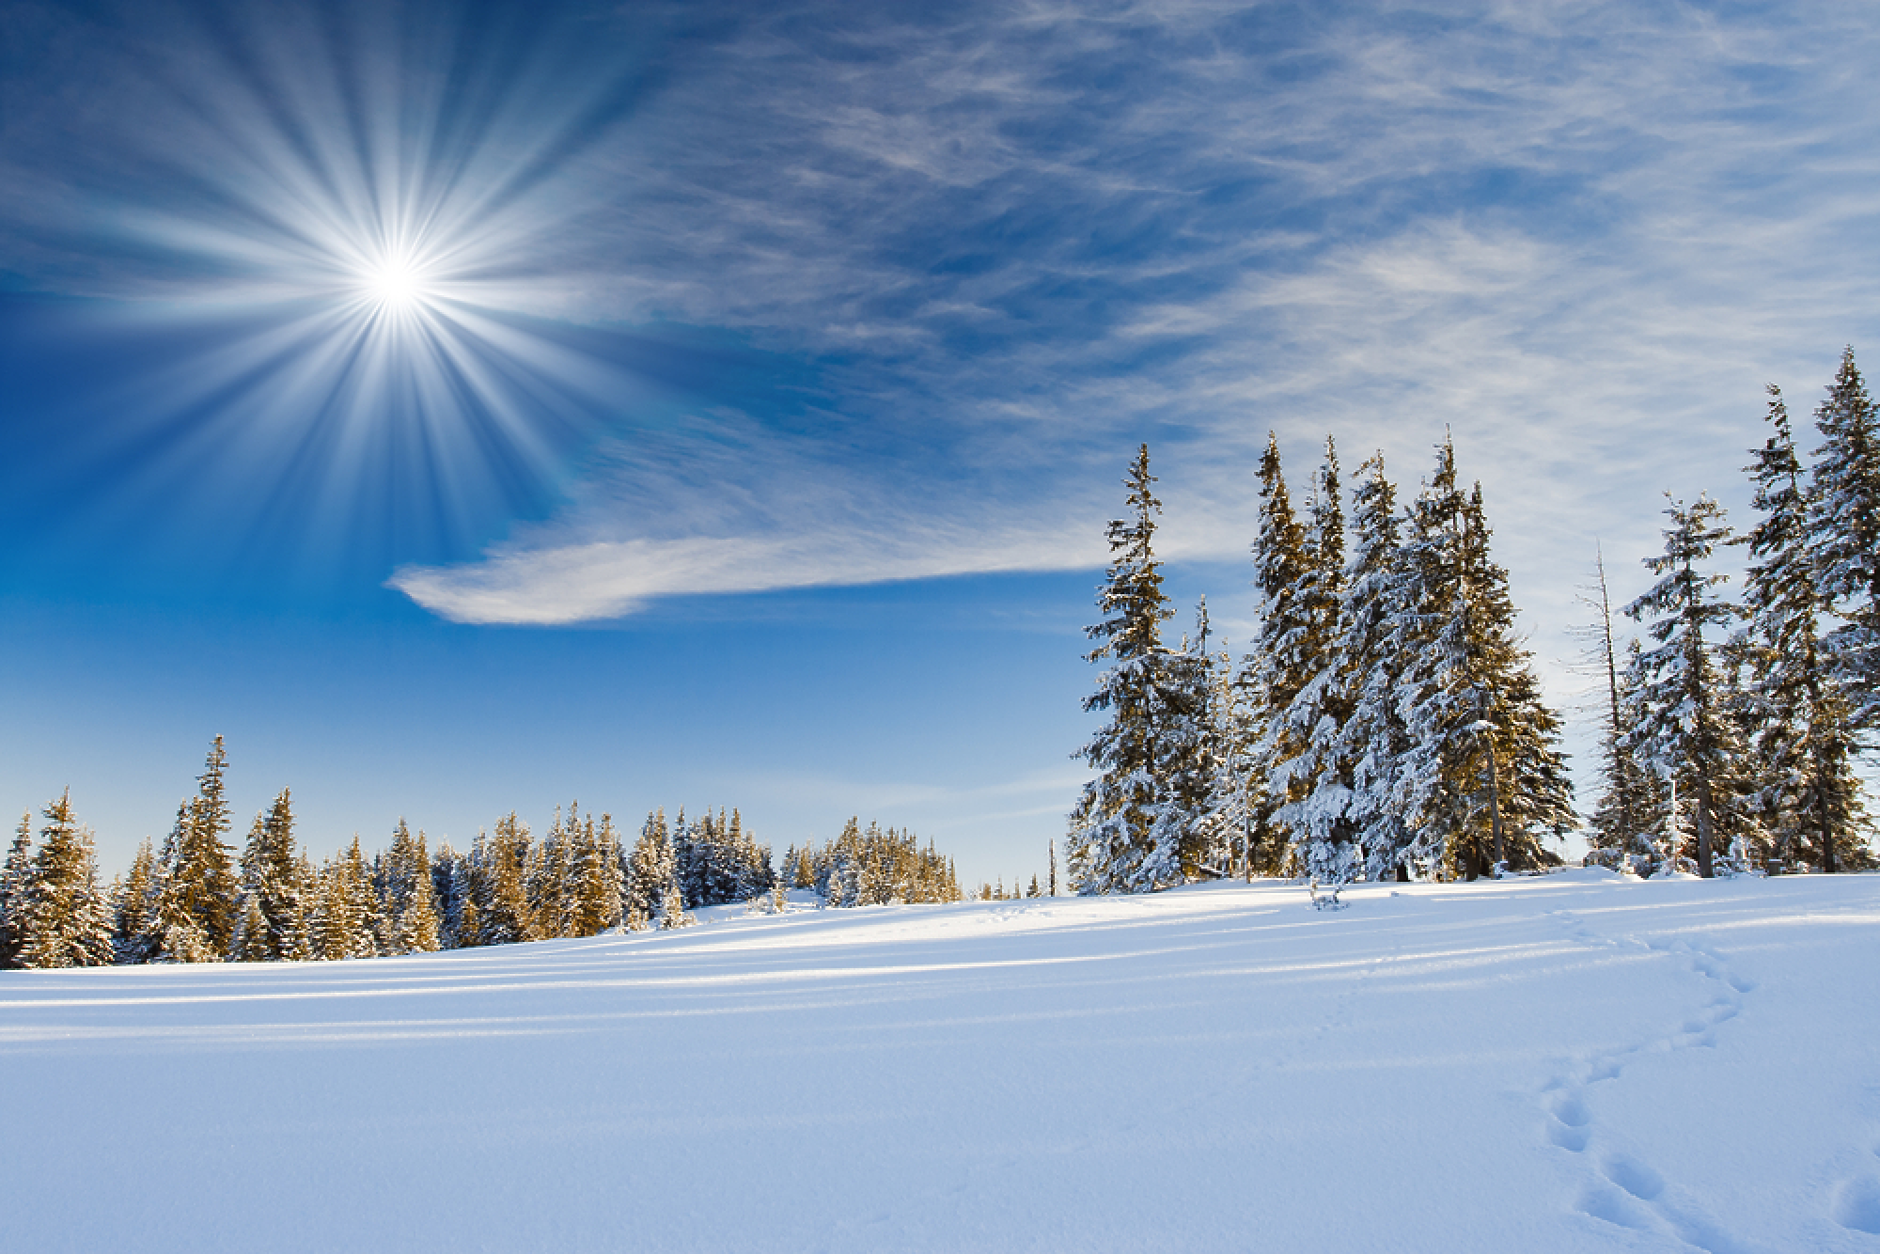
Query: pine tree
1273,439,1360,881
235,787,301,961
1329,455,1418,880
527,806,573,940
0,812,33,968
626,810,689,929
481,813,533,945
150,738,240,961
1396,442,1573,879
1623,495,1746,877
1740,386,1871,871
13,791,115,969
1237,433,1313,874
1066,444,1186,893
1808,347,1880,732
111,837,159,963
318,837,379,960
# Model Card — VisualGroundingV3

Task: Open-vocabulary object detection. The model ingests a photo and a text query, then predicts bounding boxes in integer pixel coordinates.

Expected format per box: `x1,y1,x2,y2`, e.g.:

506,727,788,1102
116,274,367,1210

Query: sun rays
12,2,660,575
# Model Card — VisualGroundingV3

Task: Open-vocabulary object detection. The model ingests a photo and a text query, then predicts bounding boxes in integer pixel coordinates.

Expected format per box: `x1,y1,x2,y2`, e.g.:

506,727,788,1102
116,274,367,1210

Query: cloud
9,0,1880,652
391,520,1101,625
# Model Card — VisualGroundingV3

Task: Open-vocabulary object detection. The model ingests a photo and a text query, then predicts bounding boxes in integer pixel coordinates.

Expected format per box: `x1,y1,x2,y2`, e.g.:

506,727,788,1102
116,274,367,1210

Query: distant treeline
0,737,962,970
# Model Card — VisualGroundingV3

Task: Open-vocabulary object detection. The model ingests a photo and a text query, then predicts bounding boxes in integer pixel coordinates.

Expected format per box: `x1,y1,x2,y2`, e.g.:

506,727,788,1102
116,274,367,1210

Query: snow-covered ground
3,871,1878,1252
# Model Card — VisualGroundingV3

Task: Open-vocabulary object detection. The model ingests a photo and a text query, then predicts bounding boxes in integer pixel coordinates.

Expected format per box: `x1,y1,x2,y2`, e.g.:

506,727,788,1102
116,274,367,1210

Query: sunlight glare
362,254,430,311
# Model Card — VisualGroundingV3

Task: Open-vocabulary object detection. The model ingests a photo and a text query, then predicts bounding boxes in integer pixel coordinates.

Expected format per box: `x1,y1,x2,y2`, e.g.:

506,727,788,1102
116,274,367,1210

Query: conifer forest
1066,348,1878,892
6,350,1879,969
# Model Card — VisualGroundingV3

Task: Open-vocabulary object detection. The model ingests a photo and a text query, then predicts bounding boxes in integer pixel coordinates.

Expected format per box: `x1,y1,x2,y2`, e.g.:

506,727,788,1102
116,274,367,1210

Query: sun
360,253,432,311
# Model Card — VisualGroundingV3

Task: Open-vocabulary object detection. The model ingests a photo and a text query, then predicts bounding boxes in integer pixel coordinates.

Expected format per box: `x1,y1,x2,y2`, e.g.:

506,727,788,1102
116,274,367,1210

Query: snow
4,873,1879,1252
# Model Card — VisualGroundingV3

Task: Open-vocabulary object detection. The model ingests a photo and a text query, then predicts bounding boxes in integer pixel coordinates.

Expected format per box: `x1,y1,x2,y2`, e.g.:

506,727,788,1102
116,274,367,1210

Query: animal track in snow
1545,909,1767,1253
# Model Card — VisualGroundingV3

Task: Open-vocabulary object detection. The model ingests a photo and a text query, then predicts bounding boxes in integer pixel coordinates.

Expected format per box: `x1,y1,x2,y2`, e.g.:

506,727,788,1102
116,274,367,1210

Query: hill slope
3,871,1878,1252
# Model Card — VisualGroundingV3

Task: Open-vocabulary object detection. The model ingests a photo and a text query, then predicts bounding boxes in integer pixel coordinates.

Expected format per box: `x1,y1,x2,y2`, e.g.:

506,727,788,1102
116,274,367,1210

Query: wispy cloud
8,0,1880,641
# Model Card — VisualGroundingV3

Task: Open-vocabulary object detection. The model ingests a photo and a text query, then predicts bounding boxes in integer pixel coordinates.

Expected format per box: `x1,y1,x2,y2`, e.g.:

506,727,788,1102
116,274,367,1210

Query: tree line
1067,349,1880,892
0,736,960,969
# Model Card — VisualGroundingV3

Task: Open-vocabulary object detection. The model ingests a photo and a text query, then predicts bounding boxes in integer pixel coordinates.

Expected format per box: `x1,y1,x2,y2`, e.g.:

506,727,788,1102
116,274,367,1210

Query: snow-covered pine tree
481,812,533,944
285,853,318,960
1066,444,1187,893
230,895,272,963
150,737,240,961
111,837,158,963
625,809,689,929
1808,347,1880,734
14,791,114,969
1138,599,1218,881
624,810,664,930
1331,455,1418,881
1273,439,1359,882
1623,494,1748,878
1196,641,1256,878
1235,433,1313,875
1396,442,1573,879
0,812,33,968
1740,387,1871,872
319,837,379,960
564,809,623,936
234,787,301,961
527,805,573,940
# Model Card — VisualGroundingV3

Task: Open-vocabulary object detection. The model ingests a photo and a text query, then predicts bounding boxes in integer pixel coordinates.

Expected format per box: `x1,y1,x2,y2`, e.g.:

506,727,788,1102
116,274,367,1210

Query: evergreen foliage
806,818,959,906
149,737,240,962
234,788,303,961
1065,444,1199,893
13,791,114,969
0,812,33,968
1739,388,1871,871
1808,348,1880,731
1622,495,1749,878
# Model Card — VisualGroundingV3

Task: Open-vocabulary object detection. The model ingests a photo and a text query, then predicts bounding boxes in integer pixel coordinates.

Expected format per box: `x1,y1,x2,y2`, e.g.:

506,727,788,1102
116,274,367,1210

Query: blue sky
4,0,1879,884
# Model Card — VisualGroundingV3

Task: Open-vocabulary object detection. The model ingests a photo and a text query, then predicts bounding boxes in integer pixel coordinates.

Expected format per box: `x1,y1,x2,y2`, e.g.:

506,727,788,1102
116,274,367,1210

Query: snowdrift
3,873,1878,1252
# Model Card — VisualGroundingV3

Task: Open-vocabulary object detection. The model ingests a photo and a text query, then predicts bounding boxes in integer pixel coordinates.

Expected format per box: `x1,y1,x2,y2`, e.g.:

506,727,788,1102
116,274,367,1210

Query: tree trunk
1694,775,1716,878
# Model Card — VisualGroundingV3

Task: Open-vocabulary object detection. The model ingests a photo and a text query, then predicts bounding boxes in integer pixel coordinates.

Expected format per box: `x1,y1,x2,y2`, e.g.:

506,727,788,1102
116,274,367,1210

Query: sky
3,0,1879,886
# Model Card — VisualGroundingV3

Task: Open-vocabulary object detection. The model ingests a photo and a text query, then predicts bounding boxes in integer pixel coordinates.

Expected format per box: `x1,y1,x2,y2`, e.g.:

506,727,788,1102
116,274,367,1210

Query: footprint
1832,1175,1880,1234
1548,1093,1592,1151
1549,1121,1590,1152
1552,1093,1591,1127
1603,1153,1666,1201
1578,1183,1652,1230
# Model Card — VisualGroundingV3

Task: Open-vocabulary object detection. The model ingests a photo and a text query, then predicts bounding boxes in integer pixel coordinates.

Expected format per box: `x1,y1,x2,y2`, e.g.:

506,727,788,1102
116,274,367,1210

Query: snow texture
3,873,1878,1252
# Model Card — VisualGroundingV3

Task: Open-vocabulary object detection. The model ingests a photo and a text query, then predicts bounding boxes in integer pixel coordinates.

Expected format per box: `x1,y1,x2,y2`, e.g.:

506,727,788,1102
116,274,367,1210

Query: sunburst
47,4,653,576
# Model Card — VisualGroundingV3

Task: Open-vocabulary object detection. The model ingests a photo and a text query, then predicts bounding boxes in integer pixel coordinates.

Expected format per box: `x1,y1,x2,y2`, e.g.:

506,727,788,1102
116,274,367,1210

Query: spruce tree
15,791,114,969
1623,495,1745,877
1332,455,1418,881
481,813,533,944
235,788,301,961
1237,433,1313,874
1740,387,1870,871
318,837,378,960
0,812,33,968
1065,444,1185,893
112,837,159,963
1397,442,1572,878
626,810,688,928
150,738,240,961
1808,347,1880,731
1273,439,1360,881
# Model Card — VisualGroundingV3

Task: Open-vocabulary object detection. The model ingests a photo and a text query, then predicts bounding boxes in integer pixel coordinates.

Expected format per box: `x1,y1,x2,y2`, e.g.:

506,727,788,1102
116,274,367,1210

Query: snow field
2,871,1878,1252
